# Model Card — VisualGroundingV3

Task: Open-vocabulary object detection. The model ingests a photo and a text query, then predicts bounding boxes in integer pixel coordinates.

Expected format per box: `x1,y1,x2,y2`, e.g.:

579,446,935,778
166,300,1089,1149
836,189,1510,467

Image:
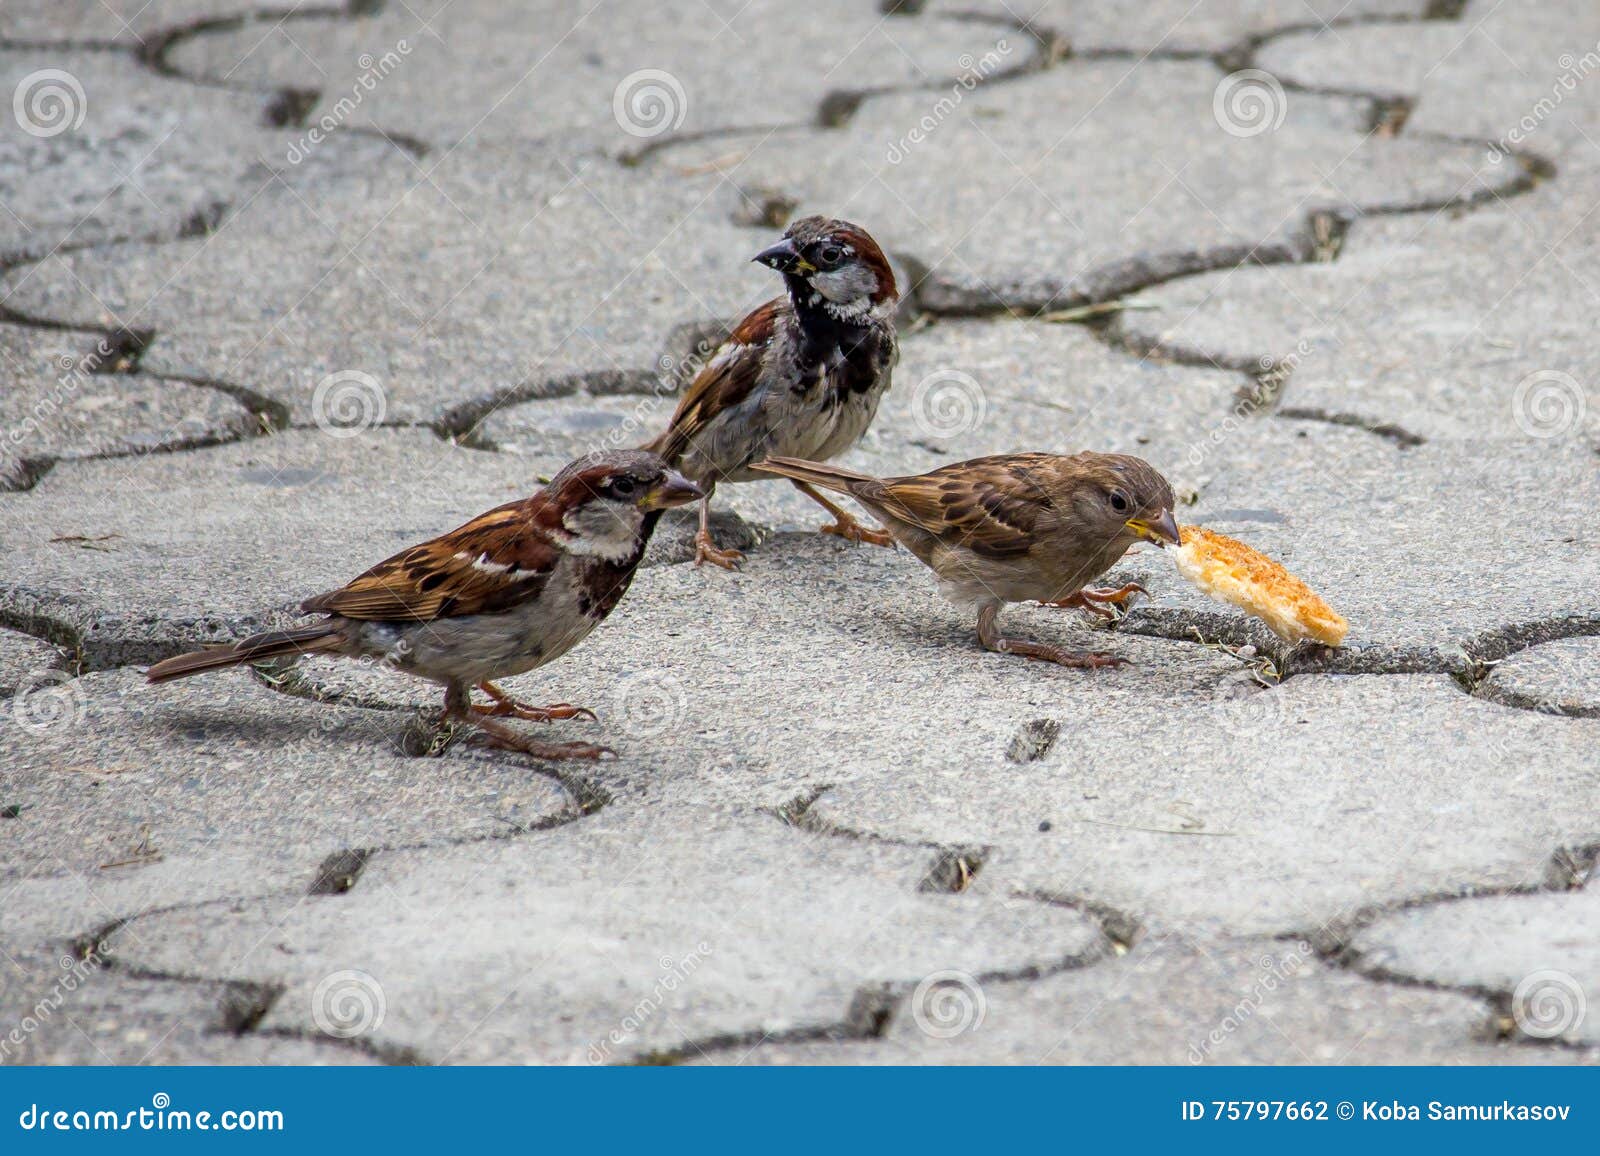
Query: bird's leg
446,681,612,761
976,604,1130,670
790,480,894,548
1039,582,1147,618
693,494,744,570
472,680,596,722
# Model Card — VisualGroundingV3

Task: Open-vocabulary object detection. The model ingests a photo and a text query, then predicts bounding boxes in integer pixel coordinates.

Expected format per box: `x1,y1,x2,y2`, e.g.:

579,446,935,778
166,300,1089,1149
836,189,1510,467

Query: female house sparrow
146,450,702,760
754,452,1180,669
645,215,900,568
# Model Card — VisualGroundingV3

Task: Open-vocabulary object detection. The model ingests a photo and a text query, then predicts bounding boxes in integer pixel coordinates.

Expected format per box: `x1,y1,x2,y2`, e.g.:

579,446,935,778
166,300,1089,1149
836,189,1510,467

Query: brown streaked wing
649,298,781,463
302,498,562,621
877,454,1056,559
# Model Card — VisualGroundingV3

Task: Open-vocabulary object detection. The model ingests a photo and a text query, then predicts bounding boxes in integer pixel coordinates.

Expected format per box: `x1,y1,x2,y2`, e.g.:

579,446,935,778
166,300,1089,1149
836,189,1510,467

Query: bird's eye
1109,490,1130,513
610,477,637,498
819,245,844,265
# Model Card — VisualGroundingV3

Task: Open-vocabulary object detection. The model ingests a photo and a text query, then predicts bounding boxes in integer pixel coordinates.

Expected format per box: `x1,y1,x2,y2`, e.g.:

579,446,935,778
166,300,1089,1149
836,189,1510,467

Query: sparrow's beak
1126,508,1181,547
753,237,815,275
639,471,704,511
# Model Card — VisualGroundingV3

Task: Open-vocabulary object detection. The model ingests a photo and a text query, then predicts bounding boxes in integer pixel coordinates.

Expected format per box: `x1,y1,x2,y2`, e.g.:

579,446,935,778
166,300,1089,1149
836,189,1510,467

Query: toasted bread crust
1171,526,1347,647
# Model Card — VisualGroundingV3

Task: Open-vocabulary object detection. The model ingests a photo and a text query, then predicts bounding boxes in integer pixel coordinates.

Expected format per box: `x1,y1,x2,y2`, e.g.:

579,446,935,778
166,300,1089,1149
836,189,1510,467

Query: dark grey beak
640,471,704,511
753,237,813,275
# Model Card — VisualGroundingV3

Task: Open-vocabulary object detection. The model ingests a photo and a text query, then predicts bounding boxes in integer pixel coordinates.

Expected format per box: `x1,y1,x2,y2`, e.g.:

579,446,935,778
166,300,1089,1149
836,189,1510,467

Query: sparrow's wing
876,454,1058,559
648,298,782,464
303,498,561,621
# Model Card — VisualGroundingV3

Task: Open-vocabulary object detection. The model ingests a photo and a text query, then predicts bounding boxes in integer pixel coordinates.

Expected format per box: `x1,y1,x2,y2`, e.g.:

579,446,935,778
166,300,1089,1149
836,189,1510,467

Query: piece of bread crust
1170,526,1347,647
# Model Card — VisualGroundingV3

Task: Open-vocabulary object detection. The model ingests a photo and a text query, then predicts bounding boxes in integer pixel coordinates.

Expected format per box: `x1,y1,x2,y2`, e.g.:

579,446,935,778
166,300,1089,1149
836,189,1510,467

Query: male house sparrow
146,450,702,760
645,215,900,568
754,452,1180,669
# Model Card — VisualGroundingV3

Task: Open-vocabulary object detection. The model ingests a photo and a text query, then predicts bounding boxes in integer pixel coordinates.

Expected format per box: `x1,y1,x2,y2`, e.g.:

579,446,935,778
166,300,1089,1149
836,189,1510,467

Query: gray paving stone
1480,637,1600,719
0,945,374,1066
102,808,1106,1063
1354,889,1600,1046
1263,0,1600,166
0,47,330,260
0,325,256,489
166,0,1032,152
0,625,67,696
4,668,575,896
690,934,1576,1065
806,673,1600,936
653,60,1522,311
0,1,311,45
0,146,772,427
930,0,1426,56
1112,182,1600,447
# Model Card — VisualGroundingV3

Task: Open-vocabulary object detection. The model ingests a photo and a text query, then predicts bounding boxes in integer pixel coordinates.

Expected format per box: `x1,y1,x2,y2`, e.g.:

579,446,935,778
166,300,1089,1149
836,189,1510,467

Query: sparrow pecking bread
754,452,1180,669
146,450,702,760
644,215,900,568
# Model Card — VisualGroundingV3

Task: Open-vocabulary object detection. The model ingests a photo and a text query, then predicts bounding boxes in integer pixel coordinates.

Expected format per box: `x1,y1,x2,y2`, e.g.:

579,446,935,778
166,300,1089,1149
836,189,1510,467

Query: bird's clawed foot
1040,582,1148,619
470,716,614,761
694,529,745,570
473,681,596,722
994,638,1131,670
819,514,895,548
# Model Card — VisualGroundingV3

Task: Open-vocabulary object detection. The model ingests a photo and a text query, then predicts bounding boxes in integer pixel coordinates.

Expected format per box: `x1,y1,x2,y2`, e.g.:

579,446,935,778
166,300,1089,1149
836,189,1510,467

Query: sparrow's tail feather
145,625,345,683
752,456,878,495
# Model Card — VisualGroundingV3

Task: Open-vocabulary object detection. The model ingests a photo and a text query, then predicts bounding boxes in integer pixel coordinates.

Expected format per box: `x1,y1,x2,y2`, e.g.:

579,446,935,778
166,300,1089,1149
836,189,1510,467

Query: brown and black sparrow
754,452,1180,669
644,215,900,568
146,450,702,759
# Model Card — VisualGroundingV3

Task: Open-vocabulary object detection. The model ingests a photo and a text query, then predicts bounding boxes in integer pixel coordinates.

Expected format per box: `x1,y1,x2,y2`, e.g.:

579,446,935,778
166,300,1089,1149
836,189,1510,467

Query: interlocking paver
688,934,1578,1065
653,59,1522,311
101,808,1105,1063
1480,637,1600,718
165,0,1032,152
930,0,1426,56
1354,889,1600,1046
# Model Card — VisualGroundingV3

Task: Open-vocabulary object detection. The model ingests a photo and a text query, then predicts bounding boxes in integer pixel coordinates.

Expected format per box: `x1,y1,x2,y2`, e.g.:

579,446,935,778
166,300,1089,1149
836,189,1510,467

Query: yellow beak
1126,509,1181,547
